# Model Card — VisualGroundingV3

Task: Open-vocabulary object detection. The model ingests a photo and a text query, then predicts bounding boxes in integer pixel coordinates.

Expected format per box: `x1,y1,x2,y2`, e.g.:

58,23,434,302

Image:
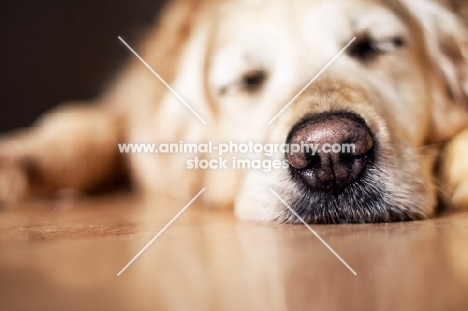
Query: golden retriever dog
1,0,468,224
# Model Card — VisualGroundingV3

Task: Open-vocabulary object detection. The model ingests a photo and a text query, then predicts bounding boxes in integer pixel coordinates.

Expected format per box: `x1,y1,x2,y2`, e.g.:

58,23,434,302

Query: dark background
0,0,167,133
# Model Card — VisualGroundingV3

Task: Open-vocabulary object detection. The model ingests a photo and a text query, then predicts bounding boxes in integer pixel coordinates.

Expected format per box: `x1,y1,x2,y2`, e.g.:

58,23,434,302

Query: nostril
339,152,356,166
306,152,321,168
339,146,373,164
286,148,322,170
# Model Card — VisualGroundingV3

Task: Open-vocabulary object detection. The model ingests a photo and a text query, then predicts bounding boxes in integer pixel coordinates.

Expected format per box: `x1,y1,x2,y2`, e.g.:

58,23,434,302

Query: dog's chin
235,138,437,224
276,165,430,224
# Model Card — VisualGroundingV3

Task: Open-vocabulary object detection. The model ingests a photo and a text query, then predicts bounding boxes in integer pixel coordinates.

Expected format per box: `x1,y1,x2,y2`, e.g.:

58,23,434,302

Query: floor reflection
0,196,467,310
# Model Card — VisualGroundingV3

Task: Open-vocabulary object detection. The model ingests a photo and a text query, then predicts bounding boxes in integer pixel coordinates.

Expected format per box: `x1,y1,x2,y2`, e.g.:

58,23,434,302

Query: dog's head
133,0,468,223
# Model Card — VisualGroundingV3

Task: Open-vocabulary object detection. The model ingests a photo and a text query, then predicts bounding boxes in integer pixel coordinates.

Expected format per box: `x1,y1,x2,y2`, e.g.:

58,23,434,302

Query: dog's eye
220,69,267,96
240,70,267,92
348,36,404,62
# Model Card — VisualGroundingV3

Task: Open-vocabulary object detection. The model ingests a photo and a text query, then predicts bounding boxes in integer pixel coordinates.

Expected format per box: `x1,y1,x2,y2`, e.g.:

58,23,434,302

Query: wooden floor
1,194,468,311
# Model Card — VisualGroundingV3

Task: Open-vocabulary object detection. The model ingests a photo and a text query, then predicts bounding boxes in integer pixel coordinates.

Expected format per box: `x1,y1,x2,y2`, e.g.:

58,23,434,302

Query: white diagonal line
268,37,356,124
117,188,206,276
269,188,357,275
118,36,207,125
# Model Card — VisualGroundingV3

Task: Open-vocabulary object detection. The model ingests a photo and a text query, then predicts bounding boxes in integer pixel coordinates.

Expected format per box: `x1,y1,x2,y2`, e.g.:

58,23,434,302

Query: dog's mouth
277,112,424,224
280,167,420,224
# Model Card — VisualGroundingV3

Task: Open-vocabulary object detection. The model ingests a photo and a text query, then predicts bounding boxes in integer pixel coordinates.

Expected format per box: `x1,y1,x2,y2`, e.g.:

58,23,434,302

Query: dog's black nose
286,112,374,193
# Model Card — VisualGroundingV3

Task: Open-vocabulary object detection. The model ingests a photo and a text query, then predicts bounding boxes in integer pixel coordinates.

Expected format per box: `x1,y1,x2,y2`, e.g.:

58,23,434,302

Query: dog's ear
399,0,468,140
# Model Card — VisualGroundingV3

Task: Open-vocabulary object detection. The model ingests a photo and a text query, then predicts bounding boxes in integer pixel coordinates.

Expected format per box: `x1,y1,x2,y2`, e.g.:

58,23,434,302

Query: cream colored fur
1,0,468,223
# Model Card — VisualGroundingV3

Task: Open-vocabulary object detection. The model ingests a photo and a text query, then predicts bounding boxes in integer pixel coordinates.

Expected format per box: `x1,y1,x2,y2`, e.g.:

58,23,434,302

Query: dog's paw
440,127,468,210
0,142,30,205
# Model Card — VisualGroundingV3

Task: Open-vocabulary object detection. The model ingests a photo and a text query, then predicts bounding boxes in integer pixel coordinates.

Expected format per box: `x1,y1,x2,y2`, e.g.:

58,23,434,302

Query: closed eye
220,69,267,96
348,35,405,62
242,70,267,92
